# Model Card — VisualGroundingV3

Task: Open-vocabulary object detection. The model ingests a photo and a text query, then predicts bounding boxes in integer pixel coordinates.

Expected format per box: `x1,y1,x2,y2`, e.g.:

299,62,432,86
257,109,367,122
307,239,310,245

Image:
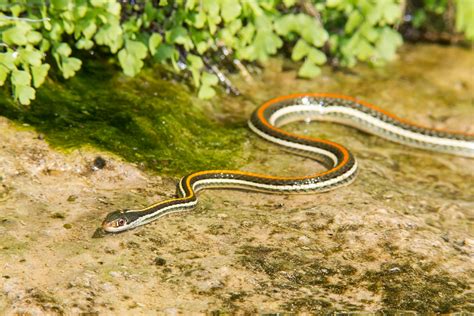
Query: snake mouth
102,219,127,233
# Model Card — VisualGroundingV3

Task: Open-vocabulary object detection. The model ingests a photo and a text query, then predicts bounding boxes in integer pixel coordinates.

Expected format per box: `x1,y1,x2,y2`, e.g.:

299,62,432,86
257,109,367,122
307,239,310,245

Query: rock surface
0,44,473,314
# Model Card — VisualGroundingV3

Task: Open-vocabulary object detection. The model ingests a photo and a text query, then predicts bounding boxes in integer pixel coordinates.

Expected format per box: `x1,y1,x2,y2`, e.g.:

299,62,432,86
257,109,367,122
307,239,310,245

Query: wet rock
3,278,26,301
162,307,178,315
101,282,115,292
195,279,224,293
376,208,389,214
109,271,122,278
298,235,311,245
218,267,230,278
69,272,97,289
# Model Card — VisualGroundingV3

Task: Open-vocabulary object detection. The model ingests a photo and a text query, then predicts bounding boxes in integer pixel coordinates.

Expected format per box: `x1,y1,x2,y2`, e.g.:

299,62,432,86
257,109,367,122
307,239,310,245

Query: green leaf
196,41,210,54
62,17,75,34
31,64,50,88
291,39,311,61
298,59,321,78
27,31,43,44
166,27,193,49
10,4,24,17
204,0,221,34
220,0,242,22
94,23,124,53
307,48,327,65
149,33,163,56
76,39,94,50
82,22,97,39
2,23,32,46
361,23,379,42
11,70,31,86
355,39,374,61
56,43,72,57
375,27,402,61
154,44,175,62
190,12,206,28
90,0,107,7
118,49,143,77
239,24,255,45
49,22,63,41
186,0,197,10
201,72,218,86
198,84,216,99
274,15,297,35
345,11,363,33
187,54,204,69
51,0,70,11
126,40,148,59
15,84,36,105
383,3,401,24
41,4,51,30
167,26,187,43
21,49,43,67
0,52,16,70
219,28,235,46
253,18,283,61
456,0,474,40
40,39,51,52
228,19,242,34
326,0,342,7
187,55,203,87
300,17,328,47
74,4,88,18
106,2,121,15
0,65,9,86
61,57,82,79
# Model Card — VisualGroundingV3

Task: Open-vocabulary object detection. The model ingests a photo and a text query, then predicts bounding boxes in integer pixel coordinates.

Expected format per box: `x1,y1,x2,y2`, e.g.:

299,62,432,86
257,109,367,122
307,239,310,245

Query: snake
102,93,474,233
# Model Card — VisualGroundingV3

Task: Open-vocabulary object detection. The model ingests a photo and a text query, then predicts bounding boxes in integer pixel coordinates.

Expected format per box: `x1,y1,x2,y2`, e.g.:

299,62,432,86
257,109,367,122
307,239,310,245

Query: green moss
0,60,247,176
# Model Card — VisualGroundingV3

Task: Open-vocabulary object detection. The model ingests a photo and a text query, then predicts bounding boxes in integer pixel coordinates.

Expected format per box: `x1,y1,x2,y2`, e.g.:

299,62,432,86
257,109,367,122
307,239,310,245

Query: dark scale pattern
251,106,347,165
256,95,473,143
178,94,466,202
320,97,472,141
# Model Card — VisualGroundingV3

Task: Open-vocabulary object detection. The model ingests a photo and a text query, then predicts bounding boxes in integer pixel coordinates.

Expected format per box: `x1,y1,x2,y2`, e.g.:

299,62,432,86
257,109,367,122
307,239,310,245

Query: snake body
102,93,474,233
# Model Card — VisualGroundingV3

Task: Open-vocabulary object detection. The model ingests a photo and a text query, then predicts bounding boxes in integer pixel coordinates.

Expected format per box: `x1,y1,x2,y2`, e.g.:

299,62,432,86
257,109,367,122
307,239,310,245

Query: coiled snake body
102,93,474,233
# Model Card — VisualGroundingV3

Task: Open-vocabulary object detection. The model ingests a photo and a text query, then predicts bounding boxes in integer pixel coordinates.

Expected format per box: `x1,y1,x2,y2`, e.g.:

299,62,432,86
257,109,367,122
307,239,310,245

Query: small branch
300,0,322,24
203,57,240,96
219,44,253,84
0,15,50,22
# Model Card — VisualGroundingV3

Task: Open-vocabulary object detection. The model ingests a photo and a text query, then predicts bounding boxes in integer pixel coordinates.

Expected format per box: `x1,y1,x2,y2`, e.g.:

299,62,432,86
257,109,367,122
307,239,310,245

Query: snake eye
117,219,126,227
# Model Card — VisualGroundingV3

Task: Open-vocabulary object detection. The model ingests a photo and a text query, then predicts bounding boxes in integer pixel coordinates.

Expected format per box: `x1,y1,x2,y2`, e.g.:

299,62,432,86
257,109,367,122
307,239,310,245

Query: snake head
102,209,133,233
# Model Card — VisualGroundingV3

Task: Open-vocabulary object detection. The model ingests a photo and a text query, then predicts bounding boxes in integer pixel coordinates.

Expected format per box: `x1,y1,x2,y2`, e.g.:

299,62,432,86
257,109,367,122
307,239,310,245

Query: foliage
455,0,474,39
0,0,471,105
405,0,474,41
